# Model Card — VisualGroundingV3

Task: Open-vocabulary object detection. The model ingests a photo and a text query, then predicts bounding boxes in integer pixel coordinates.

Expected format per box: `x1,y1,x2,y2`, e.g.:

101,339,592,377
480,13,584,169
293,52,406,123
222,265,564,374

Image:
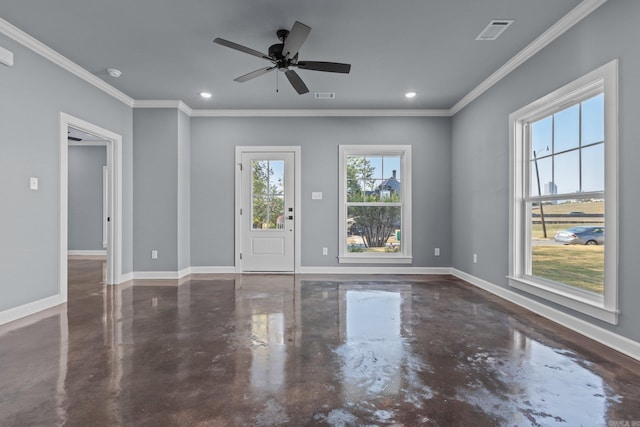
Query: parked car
554,226,604,245
349,224,363,236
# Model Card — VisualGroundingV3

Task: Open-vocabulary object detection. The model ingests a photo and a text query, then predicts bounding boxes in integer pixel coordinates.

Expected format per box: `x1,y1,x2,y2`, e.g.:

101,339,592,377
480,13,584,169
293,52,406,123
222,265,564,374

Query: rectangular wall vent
476,19,514,41
314,92,336,99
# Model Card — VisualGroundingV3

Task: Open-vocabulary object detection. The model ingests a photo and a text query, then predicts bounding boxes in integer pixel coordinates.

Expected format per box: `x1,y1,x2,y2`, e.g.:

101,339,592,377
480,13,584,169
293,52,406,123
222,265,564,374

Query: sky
530,93,604,196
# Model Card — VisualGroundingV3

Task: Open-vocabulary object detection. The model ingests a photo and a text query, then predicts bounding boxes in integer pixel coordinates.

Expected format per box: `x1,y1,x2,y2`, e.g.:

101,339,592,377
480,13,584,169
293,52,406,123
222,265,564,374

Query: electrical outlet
322,247,328,256
151,250,158,259
434,248,440,256
473,253,478,264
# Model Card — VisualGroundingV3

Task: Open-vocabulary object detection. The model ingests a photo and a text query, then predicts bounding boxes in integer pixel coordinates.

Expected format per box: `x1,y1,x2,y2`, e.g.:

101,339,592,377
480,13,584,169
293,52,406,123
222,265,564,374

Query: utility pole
533,148,548,238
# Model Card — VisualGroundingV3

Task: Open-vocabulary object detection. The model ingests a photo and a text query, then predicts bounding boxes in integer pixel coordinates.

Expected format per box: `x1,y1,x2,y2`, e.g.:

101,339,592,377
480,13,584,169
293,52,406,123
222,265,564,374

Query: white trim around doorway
235,146,302,274
60,113,124,303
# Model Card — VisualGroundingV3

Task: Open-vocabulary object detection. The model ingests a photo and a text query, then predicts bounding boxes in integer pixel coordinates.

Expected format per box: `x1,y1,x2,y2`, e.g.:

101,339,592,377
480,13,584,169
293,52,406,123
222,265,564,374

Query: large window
509,60,618,324
339,145,412,263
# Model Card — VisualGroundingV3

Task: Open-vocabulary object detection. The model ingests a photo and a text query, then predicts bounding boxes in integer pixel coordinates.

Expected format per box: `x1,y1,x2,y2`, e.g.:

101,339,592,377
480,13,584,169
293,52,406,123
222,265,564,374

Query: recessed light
200,91,212,99
404,91,417,99
107,68,122,78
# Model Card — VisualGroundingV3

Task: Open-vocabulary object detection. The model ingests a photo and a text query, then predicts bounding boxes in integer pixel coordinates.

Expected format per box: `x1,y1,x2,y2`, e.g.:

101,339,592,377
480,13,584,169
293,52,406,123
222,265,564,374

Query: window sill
508,275,618,325
338,255,412,264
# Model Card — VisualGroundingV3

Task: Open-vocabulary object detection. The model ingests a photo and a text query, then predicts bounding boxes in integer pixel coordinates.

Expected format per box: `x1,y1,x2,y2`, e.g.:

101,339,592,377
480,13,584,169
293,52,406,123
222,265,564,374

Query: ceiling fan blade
282,21,311,59
285,69,309,94
296,61,351,74
234,66,275,82
213,38,272,61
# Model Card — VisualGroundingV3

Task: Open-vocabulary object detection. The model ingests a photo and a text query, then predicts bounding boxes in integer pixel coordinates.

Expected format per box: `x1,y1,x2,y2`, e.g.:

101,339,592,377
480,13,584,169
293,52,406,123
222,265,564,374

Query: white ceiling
0,0,585,110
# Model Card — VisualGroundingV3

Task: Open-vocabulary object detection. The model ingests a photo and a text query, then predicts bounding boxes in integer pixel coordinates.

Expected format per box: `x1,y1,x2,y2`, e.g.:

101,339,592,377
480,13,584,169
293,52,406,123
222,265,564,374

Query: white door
240,151,295,272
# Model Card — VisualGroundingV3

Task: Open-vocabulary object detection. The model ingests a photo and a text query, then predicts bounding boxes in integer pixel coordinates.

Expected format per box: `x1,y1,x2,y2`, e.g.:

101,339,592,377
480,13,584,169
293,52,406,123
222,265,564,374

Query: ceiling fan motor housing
268,43,285,60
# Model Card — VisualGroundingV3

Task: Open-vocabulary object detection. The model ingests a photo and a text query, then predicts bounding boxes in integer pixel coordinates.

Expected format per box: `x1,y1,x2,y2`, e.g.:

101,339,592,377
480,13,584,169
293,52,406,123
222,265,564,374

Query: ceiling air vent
314,92,336,99
476,19,514,41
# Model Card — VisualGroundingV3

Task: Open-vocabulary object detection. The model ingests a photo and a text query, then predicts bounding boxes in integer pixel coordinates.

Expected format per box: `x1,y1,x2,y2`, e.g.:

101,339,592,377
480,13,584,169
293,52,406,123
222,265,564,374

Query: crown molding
133,100,193,116
1,0,605,116
0,17,134,107
449,0,607,115
190,109,451,117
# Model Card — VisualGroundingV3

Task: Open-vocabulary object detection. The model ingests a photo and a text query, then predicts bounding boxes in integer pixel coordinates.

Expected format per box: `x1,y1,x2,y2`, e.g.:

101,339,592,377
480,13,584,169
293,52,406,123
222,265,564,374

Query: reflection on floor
1,259,640,426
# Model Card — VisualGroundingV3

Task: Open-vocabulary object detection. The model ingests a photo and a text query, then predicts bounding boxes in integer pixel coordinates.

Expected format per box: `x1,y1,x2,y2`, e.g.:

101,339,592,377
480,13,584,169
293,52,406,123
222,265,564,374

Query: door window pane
252,160,285,230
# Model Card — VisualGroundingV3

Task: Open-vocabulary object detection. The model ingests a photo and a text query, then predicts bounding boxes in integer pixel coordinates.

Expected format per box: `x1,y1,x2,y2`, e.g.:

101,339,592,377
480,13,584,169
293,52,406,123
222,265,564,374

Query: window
251,160,285,230
509,60,618,324
338,145,412,263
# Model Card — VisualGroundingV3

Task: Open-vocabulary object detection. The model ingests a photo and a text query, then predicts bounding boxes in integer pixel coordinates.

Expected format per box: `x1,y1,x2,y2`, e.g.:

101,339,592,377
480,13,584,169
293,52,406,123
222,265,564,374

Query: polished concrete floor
1,260,640,426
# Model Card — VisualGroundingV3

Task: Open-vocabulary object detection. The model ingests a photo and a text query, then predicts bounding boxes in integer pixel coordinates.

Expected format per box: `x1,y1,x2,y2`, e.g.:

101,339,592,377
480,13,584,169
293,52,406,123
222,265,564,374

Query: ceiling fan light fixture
200,91,213,99
404,91,417,99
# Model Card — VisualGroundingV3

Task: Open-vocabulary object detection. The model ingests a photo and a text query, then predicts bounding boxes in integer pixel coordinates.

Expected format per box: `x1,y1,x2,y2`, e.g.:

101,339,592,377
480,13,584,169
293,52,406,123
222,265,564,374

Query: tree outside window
251,160,285,230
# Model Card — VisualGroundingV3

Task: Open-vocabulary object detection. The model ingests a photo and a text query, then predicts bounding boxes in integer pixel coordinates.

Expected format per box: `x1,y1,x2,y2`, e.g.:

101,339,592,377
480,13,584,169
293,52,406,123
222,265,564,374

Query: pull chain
276,70,279,93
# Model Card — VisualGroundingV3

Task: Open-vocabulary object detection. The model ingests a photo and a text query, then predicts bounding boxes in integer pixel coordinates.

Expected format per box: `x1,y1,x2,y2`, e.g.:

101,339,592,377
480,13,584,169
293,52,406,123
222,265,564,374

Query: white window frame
508,60,619,324
338,145,412,264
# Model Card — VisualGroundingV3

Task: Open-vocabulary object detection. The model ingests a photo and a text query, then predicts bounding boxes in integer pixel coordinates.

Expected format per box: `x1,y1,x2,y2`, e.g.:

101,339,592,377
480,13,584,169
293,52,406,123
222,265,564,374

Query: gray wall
133,109,179,271
133,108,191,272
68,145,107,251
0,33,133,312
451,0,640,341
190,116,452,268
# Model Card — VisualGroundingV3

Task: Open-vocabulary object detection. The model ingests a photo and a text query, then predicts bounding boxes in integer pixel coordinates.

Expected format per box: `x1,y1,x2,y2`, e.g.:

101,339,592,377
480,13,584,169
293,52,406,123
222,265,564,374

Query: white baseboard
132,267,191,280
0,294,66,326
190,266,237,274
118,272,134,284
451,268,640,362
68,250,107,257
299,266,452,275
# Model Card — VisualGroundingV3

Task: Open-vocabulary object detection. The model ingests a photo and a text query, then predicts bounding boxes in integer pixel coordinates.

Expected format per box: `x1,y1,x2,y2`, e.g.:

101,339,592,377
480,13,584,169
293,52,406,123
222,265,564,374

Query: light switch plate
29,177,38,190
311,192,323,200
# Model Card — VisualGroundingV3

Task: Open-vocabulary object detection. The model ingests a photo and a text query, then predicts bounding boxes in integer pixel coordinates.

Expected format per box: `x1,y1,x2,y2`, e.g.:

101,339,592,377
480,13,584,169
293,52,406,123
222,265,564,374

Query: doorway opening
60,113,123,302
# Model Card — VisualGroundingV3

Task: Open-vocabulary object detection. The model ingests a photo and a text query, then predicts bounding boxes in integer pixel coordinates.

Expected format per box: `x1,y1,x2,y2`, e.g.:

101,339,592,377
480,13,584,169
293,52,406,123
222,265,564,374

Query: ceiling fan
213,21,351,95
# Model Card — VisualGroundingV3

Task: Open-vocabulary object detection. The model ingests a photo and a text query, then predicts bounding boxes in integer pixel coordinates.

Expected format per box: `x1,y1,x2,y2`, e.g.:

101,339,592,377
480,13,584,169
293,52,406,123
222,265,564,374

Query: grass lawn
532,245,604,294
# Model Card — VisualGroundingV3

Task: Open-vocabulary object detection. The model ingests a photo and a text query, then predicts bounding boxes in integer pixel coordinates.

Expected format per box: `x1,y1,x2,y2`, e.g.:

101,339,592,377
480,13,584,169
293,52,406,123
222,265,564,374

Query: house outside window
508,60,618,324
338,145,412,264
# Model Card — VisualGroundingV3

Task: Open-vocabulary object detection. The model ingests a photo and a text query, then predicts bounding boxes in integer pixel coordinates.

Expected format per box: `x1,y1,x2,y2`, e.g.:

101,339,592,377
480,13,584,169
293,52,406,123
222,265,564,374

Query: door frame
60,113,123,296
235,146,301,273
